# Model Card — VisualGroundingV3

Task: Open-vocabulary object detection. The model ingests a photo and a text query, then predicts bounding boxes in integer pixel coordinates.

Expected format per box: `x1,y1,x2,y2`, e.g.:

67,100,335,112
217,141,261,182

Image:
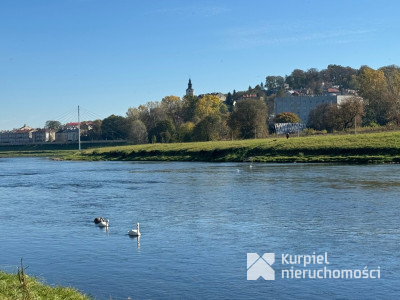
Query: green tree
87,119,102,140
148,119,176,143
182,95,198,122
101,115,128,140
228,99,268,139
45,120,61,131
305,68,322,94
225,92,234,110
265,76,285,92
177,122,195,142
285,69,306,90
132,101,168,133
321,64,358,89
274,112,301,123
192,115,226,141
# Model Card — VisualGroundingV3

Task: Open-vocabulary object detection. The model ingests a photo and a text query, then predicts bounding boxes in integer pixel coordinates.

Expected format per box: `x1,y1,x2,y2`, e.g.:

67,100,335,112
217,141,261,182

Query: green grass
67,131,400,163
0,150,77,158
1,131,399,163
0,271,90,300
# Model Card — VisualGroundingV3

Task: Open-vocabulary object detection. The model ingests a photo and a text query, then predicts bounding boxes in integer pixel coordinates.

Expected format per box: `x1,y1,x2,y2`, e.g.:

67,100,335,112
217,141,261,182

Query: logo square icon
247,253,275,280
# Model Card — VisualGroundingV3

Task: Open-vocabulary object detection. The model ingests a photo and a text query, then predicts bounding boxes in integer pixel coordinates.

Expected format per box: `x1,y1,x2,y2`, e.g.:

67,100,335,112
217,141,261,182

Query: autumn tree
379,65,400,124
336,97,365,130
194,95,221,120
161,95,183,127
177,122,195,142
134,101,168,133
274,112,301,123
357,66,387,125
126,106,147,122
127,119,148,144
307,103,338,132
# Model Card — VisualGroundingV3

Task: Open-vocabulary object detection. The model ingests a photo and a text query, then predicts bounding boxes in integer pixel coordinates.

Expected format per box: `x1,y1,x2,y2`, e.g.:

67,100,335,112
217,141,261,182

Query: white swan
97,219,109,227
94,217,109,228
128,223,141,236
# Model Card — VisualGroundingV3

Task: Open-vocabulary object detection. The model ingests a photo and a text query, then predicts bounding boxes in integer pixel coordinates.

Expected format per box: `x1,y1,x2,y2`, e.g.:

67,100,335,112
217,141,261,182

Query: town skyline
1,0,400,130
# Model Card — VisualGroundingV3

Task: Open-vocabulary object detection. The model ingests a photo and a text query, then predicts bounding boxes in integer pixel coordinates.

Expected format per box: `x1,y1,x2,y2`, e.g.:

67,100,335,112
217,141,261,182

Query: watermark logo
247,252,380,280
247,253,275,280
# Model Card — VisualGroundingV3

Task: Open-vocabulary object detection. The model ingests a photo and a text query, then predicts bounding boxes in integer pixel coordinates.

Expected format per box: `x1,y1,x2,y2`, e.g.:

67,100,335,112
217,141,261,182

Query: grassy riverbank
66,131,400,163
1,131,399,163
0,271,90,300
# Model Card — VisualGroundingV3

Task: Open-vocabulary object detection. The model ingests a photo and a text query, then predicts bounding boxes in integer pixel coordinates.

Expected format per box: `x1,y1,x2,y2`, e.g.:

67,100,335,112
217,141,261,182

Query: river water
0,158,399,299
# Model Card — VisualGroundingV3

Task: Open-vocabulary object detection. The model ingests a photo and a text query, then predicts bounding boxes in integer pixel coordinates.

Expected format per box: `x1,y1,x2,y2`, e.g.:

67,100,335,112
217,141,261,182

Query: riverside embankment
65,131,400,163
1,131,399,163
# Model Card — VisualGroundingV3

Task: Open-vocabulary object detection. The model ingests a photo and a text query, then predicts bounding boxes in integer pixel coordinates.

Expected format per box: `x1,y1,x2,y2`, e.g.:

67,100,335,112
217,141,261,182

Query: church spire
186,78,194,97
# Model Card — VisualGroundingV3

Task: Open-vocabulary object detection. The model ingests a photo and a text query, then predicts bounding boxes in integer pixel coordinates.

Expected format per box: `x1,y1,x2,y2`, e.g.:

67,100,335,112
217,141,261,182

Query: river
0,158,399,299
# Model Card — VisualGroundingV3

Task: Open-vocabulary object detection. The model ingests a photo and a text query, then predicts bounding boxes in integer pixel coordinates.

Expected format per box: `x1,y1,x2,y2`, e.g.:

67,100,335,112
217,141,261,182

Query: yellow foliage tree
161,95,182,126
194,95,221,120
161,95,181,106
358,65,400,125
177,122,195,142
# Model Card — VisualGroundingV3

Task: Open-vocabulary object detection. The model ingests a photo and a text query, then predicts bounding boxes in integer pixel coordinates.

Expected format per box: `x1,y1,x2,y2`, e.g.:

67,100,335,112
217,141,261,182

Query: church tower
186,78,194,97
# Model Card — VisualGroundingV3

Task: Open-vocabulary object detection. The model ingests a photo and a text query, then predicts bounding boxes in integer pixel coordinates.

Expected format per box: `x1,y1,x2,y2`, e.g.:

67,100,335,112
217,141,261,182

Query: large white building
32,129,55,143
274,95,356,124
55,128,79,142
0,126,56,144
0,125,34,144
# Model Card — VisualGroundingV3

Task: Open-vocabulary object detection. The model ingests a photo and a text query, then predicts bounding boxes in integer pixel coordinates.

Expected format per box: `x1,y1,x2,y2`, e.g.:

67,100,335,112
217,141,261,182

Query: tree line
45,64,400,142
306,65,400,131
99,94,269,143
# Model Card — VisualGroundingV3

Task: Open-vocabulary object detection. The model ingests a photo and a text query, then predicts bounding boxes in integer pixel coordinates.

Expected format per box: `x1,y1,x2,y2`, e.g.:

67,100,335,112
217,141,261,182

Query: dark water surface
0,158,399,299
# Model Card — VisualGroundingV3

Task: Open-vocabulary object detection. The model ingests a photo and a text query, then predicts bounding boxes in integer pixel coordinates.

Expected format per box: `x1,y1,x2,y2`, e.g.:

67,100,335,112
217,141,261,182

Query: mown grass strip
1,131,399,163
69,131,400,163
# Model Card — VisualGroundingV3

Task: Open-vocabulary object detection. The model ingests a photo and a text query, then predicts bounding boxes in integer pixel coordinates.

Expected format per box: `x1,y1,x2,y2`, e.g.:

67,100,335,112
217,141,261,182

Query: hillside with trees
74,64,400,144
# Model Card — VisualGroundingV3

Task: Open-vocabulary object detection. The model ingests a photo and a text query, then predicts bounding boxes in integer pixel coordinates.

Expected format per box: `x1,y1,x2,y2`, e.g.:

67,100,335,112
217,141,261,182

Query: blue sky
1,0,399,130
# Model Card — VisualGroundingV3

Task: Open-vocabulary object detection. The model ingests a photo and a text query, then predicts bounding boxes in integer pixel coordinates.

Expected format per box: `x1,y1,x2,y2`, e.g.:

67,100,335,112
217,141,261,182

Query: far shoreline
1,131,400,164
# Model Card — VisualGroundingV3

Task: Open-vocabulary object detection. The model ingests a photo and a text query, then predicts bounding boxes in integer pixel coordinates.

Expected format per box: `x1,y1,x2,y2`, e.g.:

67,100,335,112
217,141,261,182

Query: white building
55,128,79,142
32,129,55,143
0,125,34,144
274,95,356,124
